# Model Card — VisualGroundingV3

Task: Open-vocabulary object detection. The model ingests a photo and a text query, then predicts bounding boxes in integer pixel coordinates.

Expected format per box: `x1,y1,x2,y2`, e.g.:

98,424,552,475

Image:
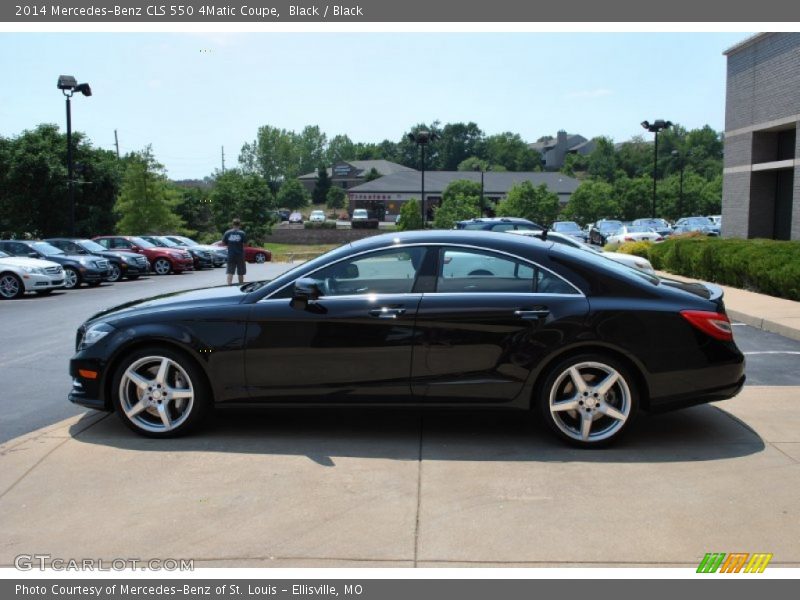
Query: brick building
722,33,800,240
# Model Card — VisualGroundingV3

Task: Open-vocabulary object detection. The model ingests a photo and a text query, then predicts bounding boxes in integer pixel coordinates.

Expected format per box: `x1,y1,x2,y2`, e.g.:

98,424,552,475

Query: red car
93,236,194,275
212,241,272,263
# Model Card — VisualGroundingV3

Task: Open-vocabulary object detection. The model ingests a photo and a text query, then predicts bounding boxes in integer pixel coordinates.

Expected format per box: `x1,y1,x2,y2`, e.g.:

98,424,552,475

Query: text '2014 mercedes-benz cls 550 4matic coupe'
69,230,745,447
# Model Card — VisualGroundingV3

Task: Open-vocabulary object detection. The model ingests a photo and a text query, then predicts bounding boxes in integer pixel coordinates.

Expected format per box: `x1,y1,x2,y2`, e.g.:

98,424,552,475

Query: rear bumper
647,372,746,413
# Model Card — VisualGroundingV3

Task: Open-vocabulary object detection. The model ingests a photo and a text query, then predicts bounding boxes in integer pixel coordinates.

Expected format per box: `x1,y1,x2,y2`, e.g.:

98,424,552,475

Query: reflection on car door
411,246,589,404
244,247,428,403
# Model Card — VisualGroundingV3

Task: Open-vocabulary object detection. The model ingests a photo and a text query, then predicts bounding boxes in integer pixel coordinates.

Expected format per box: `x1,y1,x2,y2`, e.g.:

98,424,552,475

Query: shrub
646,237,800,300
397,199,423,231
612,240,653,260
303,221,336,229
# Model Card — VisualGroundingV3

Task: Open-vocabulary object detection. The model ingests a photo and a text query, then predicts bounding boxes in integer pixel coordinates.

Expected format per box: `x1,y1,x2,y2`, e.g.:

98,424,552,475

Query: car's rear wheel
0,273,24,299
152,258,172,275
112,347,210,438
63,267,80,289
254,252,266,263
539,354,638,448
106,263,122,282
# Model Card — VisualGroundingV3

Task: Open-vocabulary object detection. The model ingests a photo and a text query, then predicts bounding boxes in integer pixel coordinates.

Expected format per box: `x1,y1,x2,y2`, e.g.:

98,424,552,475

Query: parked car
69,230,744,447
270,209,291,222
140,235,214,270
352,208,369,221
707,215,722,227
551,221,588,242
588,220,624,246
288,212,303,223
510,230,656,275
0,240,111,289
46,238,149,283
673,217,721,236
605,225,663,245
455,217,543,232
309,210,326,223
632,218,673,238
0,250,64,299
93,236,194,275
211,241,272,263
163,235,227,267
350,208,380,229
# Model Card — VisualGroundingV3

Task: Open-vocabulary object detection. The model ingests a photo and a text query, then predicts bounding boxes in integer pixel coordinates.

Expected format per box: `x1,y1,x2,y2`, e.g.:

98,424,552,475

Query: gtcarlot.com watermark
14,554,194,571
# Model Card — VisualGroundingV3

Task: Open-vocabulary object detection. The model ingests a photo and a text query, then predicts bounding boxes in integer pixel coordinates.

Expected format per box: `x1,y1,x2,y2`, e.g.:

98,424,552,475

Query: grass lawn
263,243,340,262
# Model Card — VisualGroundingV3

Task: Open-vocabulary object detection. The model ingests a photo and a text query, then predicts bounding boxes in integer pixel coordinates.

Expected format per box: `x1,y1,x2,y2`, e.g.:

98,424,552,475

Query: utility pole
114,129,120,159
221,146,226,173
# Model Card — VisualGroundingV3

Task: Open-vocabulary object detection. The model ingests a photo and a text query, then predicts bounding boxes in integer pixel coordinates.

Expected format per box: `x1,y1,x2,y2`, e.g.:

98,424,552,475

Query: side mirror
130,246,140,252
290,278,322,310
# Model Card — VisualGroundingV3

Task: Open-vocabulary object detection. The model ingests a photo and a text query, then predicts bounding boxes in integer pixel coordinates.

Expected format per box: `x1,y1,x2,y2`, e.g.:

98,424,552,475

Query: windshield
635,218,668,228
0,251,8,258
79,239,107,252
171,236,198,246
130,237,155,248
31,241,64,256
554,243,659,285
687,217,713,226
626,225,653,233
156,237,180,247
553,222,581,232
599,221,622,232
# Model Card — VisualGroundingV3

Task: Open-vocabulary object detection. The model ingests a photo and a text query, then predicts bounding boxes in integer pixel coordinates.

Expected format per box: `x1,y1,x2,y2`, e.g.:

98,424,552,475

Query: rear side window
437,247,578,295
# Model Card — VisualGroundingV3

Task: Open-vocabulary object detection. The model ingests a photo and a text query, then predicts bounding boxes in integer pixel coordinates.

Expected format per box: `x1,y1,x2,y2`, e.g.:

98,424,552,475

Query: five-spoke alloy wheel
112,347,209,437
152,258,172,275
0,273,24,299
254,253,266,264
540,354,638,447
63,267,80,289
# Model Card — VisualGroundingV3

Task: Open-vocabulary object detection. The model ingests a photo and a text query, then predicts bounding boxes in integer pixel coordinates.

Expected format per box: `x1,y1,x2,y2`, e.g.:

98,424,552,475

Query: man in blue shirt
222,218,247,285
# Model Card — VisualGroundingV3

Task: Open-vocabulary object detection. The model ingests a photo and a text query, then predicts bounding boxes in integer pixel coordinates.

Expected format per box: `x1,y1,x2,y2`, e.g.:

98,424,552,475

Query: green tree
586,137,618,183
433,179,483,228
496,182,560,225
484,132,541,171
614,176,652,221
326,134,356,163
277,178,309,211
115,146,185,234
239,125,298,185
326,186,346,212
312,166,331,205
560,152,589,177
562,181,619,225
397,199,423,231
296,125,327,177
457,156,490,172
364,167,381,182
175,183,214,237
209,169,274,242
438,122,484,170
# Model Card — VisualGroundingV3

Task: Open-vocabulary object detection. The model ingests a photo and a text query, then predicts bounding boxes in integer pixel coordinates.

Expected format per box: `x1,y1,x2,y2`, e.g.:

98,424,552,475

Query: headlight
125,257,139,265
21,266,45,274
79,322,115,351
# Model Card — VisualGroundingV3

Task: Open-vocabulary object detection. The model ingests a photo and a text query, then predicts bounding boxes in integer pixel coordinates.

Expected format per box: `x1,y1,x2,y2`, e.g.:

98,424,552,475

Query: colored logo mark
697,552,773,573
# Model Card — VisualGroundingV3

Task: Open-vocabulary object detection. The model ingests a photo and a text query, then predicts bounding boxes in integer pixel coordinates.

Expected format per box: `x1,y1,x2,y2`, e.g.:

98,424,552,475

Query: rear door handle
369,307,407,319
514,308,550,319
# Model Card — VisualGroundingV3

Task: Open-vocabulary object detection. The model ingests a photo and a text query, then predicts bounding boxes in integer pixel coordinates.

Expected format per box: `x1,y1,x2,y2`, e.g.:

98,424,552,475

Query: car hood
87,284,252,324
0,256,61,268
95,250,141,260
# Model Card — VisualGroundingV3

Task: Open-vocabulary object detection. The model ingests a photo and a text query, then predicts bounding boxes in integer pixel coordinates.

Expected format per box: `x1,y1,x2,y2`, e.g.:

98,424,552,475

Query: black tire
152,258,172,275
35,290,54,296
126,274,140,280
537,353,639,448
111,346,211,438
88,281,102,287
106,263,122,283
0,272,25,299
63,266,81,289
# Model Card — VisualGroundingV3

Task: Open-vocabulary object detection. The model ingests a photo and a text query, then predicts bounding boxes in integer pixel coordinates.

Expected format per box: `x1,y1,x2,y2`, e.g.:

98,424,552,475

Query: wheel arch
102,336,215,412
528,343,652,411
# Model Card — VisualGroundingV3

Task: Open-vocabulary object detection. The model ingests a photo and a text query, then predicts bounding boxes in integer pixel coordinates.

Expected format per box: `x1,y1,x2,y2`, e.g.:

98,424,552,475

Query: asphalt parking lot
1,265,799,567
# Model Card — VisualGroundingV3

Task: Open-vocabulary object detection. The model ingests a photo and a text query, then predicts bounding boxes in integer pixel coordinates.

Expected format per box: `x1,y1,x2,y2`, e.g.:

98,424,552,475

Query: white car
605,225,663,245
509,230,656,275
352,208,369,221
0,250,65,299
309,210,326,223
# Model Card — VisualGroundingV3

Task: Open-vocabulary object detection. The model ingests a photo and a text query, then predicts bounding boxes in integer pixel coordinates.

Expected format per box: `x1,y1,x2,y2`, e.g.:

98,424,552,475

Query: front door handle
369,307,407,319
514,308,550,319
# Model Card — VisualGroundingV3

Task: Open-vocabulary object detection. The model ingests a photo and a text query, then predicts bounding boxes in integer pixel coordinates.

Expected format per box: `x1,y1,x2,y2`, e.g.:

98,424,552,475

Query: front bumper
81,266,112,282
68,357,110,411
172,258,195,273
21,273,65,292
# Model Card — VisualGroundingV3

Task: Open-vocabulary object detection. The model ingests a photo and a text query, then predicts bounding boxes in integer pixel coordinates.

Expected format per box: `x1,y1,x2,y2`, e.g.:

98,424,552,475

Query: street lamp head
74,83,92,97
641,120,650,130
409,129,438,145
57,75,77,91
641,119,672,133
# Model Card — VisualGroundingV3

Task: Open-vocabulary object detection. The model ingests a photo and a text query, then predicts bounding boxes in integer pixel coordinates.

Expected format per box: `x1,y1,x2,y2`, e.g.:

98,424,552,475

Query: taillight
624,236,636,242
680,310,733,341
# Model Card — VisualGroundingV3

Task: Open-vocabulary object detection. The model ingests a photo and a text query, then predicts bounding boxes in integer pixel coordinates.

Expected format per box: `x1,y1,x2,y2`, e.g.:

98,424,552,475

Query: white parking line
743,351,800,355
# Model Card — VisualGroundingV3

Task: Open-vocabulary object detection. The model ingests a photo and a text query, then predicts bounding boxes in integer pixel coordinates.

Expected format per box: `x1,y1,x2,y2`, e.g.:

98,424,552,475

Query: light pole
408,129,438,227
57,75,92,237
474,163,491,217
641,119,672,219
671,149,685,218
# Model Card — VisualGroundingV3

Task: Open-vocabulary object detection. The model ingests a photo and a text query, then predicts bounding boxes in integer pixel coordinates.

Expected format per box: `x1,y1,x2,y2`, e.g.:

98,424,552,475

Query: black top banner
3,0,800,22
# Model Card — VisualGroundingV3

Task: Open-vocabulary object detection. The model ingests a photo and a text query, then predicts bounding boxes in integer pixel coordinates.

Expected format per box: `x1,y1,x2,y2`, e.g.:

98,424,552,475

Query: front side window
308,247,425,297
437,247,577,295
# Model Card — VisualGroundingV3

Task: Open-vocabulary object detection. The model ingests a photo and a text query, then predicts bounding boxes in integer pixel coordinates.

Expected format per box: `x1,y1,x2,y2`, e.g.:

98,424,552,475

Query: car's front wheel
539,354,638,448
106,263,122,282
152,258,172,275
112,347,211,437
63,267,80,289
254,252,266,263
0,273,24,299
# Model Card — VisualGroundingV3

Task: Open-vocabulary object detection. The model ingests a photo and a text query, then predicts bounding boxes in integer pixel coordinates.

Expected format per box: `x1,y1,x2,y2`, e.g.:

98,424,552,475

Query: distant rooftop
299,159,416,179
723,33,771,56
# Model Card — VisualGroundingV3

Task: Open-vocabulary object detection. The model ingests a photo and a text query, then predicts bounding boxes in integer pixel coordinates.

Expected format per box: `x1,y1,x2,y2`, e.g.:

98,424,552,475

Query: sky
0,32,749,180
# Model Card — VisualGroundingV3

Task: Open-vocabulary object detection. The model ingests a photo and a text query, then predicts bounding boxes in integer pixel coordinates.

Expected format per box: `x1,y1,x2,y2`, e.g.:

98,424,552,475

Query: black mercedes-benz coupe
69,230,745,447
